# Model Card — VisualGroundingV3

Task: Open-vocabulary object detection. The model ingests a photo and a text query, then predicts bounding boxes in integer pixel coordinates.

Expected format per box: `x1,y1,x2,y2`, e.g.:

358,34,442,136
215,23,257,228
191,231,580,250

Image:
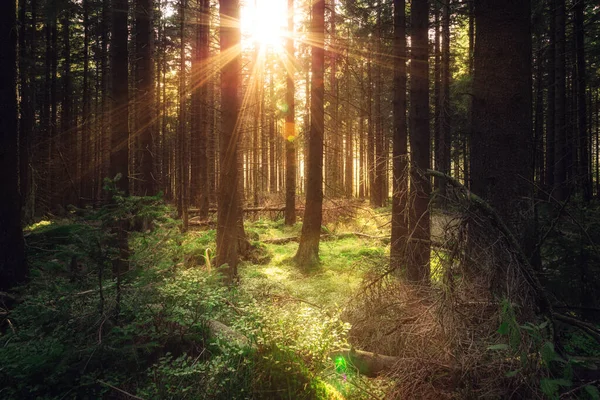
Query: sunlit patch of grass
24,219,53,232
430,248,453,283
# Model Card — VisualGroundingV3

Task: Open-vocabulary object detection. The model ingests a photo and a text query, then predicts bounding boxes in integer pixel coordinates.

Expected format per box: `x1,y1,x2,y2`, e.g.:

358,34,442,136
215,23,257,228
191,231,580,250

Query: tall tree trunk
373,8,384,207
390,0,408,271
295,0,324,269
553,0,567,200
344,44,353,198
574,0,589,200
216,0,242,283
471,0,532,230
50,11,58,208
269,66,276,193
191,0,210,216
61,5,76,206
284,0,297,226
408,0,430,283
99,0,110,199
438,0,451,198
19,0,33,220
81,0,92,202
135,0,156,196
0,0,27,291
433,1,441,185
110,0,131,280
545,0,556,189
178,0,189,230
110,0,130,195
367,53,374,203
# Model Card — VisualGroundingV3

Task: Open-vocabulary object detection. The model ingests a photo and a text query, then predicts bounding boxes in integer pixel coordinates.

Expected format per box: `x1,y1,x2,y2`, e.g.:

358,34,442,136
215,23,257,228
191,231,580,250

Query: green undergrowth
1,197,392,399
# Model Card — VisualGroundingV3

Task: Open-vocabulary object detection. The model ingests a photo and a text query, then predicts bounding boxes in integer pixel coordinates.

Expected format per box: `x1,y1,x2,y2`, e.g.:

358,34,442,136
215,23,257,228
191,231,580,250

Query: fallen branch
425,169,553,316
263,236,299,244
263,232,389,245
96,380,145,400
207,320,255,349
555,313,600,344
329,348,399,377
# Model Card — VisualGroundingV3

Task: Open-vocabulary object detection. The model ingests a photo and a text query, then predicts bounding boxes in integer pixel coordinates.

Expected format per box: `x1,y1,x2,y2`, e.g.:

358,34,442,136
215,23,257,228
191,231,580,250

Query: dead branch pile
343,173,547,399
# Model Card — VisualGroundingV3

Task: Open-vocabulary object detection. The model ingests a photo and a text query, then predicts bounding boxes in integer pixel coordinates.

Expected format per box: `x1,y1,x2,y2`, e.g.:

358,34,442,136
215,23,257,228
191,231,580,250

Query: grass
241,228,387,310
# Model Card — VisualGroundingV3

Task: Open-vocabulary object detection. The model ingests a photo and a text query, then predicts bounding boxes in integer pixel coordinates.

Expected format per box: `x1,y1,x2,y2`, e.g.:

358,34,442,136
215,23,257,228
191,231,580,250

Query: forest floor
4,197,600,399
0,198,400,399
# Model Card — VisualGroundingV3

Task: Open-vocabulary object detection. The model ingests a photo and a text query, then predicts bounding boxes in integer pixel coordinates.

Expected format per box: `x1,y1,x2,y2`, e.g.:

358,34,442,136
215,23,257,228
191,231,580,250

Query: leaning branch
425,169,553,316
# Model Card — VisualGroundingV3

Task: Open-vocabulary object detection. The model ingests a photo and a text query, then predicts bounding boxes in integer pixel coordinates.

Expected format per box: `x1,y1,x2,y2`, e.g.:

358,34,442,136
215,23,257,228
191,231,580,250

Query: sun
241,0,287,49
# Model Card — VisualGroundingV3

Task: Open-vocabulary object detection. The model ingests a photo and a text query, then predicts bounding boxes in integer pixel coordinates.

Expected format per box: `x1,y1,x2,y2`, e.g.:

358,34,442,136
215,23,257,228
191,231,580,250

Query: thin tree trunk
81,0,91,202
553,0,567,200
545,0,556,189
390,0,408,271
574,0,589,200
438,0,451,199
284,0,297,226
110,0,130,195
136,0,156,196
178,0,189,230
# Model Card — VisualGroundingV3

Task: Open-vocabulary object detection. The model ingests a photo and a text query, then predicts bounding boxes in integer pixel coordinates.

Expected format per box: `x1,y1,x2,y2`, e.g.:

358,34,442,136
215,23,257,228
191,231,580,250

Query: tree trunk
81,0,91,202
99,0,110,199
574,0,590,200
191,0,210,216
295,0,324,269
471,0,532,231
553,0,567,200
407,0,430,283
438,0,451,198
390,0,408,271
284,0,297,226
135,0,156,196
217,0,242,283
178,0,189,230
110,0,130,195
19,0,33,220
0,0,27,291
545,0,555,189
373,8,384,208
61,5,76,206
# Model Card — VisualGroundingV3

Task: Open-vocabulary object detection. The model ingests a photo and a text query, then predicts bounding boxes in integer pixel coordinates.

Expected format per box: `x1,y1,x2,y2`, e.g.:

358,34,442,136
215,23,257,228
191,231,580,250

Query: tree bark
284,0,297,226
390,0,408,271
295,0,324,269
574,0,590,200
19,0,33,220
81,0,92,202
471,0,532,232
110,0,130,195
135,0,156,196
0,0,27,291
217,0,242,283
545,0,556,189
553,0,567,200
407,0,430,283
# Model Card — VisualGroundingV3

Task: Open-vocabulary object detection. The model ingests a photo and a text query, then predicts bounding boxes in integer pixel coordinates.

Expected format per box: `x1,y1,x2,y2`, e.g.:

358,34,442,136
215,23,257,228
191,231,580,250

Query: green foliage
539,199,600,317
491,300,600,399
4,197,392,399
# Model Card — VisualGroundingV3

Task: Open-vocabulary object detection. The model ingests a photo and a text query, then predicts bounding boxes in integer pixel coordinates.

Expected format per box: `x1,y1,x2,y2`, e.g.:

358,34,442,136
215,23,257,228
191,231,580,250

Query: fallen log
262,232,389,245
207,320,255,349
263,236,300,244
329,348,399,377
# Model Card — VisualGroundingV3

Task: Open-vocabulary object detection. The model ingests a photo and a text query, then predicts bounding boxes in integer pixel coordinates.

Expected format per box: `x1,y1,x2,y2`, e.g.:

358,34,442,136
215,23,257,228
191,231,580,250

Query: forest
1,0,600,398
